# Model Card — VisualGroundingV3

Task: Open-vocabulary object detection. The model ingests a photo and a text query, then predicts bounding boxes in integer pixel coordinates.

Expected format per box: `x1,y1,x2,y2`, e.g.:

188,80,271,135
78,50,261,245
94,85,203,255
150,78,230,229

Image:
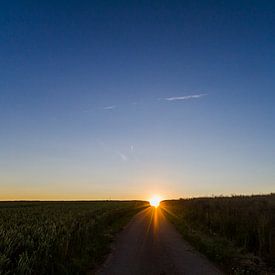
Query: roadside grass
162,195,275,274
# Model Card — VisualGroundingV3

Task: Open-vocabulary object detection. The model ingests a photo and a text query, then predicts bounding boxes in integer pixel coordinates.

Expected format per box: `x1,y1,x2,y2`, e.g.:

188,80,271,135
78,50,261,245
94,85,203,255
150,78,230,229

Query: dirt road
98,206,222,275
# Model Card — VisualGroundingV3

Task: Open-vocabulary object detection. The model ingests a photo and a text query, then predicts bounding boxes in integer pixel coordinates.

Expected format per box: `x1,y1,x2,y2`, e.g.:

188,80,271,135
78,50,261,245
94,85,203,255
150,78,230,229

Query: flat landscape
0,201,147,274
1,1,275,274
1,195,274,274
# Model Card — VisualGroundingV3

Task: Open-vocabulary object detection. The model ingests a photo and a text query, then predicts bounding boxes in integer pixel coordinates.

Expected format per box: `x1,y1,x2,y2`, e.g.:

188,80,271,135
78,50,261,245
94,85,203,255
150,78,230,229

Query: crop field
0,201,147,274
162,194,275,273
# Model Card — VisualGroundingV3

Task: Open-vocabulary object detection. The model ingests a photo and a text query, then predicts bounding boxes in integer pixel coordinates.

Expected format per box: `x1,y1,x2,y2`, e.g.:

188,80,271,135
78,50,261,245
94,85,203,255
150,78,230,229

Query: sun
149,196,161,207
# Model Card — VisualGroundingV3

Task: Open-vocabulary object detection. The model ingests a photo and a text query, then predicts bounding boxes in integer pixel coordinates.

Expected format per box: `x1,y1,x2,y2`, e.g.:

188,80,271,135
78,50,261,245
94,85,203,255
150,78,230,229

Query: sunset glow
149,196,161,207
0,1,274,200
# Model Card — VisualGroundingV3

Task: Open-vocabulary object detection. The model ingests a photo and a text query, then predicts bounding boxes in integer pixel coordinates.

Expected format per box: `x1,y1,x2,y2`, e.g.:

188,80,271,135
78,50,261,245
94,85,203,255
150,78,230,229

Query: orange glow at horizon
149,196,161,207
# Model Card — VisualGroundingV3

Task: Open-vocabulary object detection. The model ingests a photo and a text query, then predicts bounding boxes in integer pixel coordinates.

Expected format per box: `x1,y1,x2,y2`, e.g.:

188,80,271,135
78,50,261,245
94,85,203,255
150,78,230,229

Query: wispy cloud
130,145,134,152
163,94,207,101
117,151,128,161
103,105,116,110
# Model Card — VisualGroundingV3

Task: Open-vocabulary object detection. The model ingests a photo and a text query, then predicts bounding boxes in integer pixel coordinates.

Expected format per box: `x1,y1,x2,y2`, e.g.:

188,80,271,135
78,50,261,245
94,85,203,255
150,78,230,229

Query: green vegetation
0,201,147,274
162,194,275,274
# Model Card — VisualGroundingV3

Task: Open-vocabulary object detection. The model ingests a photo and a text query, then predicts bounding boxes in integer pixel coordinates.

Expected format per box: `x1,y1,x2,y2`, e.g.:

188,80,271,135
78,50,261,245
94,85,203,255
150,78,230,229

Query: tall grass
0,201,147,274
162,194,275,273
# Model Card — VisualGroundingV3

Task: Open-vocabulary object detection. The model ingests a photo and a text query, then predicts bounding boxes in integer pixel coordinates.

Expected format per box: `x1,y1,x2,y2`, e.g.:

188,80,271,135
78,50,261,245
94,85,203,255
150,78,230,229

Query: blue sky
1,0,275,199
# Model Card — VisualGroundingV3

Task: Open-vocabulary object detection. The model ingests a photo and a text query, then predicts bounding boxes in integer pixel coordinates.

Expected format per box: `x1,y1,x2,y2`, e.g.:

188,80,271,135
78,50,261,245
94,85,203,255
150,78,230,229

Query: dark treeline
162,194,275,273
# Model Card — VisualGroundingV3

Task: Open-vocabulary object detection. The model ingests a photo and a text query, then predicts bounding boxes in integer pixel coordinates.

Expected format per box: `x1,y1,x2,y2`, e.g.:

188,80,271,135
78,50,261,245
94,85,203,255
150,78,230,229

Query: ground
97,207,222,275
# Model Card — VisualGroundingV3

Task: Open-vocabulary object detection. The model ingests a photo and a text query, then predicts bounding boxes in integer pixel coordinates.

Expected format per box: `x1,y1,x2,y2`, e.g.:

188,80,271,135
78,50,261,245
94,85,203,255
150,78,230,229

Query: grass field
162,194,275,273
0,201,148,274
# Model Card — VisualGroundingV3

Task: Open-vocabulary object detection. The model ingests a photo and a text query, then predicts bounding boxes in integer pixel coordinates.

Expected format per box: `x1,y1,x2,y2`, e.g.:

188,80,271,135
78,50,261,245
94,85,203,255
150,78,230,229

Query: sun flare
149,196,161,207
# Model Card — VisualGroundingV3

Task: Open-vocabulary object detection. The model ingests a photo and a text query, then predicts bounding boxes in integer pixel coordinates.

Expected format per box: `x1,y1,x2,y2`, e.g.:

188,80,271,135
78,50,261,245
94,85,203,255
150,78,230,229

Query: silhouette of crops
162,194,275,272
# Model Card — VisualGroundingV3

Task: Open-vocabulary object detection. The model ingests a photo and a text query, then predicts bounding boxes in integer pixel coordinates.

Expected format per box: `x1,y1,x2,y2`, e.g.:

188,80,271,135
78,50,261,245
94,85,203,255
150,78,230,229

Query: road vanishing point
98,206,223,275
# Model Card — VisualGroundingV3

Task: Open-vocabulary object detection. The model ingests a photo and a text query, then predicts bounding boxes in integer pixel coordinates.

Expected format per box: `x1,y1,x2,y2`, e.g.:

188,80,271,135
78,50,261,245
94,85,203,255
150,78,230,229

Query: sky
1,0,275,200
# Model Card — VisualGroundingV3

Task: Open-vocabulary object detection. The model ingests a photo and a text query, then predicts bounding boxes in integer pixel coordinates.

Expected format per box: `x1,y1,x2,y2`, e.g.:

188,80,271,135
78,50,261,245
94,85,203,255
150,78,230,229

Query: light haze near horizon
1,1,275,200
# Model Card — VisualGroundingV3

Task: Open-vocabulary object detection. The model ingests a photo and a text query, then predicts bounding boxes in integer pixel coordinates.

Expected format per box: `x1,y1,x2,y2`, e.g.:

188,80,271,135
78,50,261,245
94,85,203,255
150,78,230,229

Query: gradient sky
1,0,275,200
